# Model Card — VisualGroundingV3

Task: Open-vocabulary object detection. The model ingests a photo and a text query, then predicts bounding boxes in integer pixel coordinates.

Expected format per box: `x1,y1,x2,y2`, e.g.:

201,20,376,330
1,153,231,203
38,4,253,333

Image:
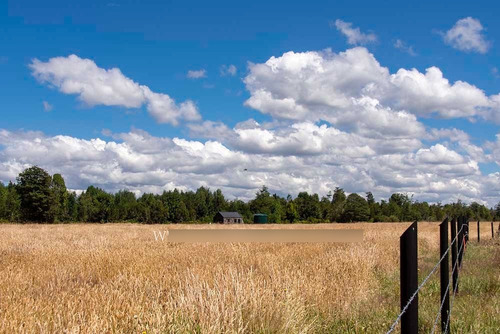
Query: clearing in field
0,223,498,333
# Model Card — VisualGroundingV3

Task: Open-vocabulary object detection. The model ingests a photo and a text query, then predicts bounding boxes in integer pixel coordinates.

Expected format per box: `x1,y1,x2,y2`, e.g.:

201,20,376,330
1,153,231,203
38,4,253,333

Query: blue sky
1,0,499,205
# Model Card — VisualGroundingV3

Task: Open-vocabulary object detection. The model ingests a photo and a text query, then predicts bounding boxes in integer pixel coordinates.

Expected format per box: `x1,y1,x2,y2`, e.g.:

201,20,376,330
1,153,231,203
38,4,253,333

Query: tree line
0,166,498,223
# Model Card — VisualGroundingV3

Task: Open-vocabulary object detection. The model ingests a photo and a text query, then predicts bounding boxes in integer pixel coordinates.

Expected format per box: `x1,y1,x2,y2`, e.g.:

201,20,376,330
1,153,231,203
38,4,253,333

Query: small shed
253,214,268,224
213,212,244,224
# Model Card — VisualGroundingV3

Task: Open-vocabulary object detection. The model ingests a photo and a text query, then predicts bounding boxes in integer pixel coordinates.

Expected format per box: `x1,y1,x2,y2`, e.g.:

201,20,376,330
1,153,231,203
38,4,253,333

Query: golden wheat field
0,222,498,333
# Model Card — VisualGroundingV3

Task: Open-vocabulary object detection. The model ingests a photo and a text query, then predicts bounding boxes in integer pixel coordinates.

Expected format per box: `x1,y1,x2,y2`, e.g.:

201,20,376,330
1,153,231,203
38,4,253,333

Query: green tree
194,187,211,219
468,202,491,220
329,187,346,221
173,200,189,222
51,173,68,222
366,192,375,205
269,196,283,223
340,193,370,222
250,186,274,215
285,195,299,223
4,182,21,221
295,192,321,221
212,189,226,213
77,186,113,222
112,190,138,221
388,193,413,221
320,195,331,220
16,166,54,222
137,193,168,223
365,192,379,221
495,202,500,221
0,183,6,219
67,192,78,221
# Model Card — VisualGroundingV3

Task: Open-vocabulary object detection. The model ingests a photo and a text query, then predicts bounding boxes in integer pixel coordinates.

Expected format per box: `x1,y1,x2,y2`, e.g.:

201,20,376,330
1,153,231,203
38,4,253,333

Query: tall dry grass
0,222,497,333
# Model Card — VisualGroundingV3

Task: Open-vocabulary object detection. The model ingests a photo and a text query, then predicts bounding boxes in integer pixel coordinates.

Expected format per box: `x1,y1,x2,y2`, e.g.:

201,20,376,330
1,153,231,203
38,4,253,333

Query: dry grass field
0,222,498,333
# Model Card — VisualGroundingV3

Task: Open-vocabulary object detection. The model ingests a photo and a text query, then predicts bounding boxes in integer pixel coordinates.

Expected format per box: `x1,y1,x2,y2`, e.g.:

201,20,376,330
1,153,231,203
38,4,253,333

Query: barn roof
217,211,243,218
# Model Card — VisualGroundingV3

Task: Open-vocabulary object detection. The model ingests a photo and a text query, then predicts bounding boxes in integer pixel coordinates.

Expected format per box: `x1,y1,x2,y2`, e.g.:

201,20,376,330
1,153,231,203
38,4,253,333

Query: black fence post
458,216,464,269
477,220,480,242
400,221,418,334
464,217,470,245
440,218,450,333
492,221,495,239
451,217,458,293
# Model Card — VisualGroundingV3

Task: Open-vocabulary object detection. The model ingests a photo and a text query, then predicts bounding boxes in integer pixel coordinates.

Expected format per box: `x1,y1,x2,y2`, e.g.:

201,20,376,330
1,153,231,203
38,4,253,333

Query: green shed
253,214,268,224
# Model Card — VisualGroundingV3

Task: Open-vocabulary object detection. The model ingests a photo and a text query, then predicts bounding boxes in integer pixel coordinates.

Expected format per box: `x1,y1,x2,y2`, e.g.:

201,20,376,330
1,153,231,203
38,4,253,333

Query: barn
213,212,244,224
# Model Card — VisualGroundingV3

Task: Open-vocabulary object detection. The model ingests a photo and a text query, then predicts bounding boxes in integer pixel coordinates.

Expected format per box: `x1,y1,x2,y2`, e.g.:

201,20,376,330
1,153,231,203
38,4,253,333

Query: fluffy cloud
244,47,496,123
187,69,207,79
443,17,490,54
16,48,500,206
383,67,489,117
333,19,377,45
30,55,201,125
484,134,500,166
0,126,496,206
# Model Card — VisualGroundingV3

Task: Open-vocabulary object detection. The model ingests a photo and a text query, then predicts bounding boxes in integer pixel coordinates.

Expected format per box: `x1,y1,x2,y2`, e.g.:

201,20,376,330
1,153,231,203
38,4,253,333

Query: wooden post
400,221,418,334
492,221,494,239
440,218,450,333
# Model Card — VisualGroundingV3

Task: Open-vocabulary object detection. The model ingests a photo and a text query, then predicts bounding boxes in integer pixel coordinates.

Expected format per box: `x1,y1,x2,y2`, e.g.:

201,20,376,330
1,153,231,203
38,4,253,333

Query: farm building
213,212,244,224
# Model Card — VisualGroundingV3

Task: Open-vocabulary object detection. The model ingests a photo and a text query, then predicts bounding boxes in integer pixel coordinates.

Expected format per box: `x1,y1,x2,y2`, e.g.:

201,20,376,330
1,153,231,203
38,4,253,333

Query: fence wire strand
443,235,466,334
429,235,465,334
386,223,465,334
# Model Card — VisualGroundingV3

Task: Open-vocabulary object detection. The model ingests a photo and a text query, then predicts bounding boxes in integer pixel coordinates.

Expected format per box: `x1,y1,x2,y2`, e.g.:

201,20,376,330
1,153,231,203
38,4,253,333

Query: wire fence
429,235,465,334
442,236,466,334
386,218,472,334
386,224,463,333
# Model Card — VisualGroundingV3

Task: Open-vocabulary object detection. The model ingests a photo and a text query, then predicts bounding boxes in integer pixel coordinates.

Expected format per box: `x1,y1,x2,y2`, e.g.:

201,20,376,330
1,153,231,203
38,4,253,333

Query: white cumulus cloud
0,127,496,206
443,17,490,54
30,55,201,126
244,47,496,124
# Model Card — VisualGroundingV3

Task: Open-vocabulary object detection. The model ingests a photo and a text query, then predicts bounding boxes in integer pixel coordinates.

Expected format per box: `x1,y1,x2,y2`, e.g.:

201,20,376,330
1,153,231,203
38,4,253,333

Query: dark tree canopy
16,166,54,222
0,166,496,223
341,193,370,222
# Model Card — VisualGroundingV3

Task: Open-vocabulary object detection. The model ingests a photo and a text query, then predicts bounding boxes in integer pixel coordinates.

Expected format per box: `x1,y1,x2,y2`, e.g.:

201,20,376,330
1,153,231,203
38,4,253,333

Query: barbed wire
386,224,465,334
429,235,465,334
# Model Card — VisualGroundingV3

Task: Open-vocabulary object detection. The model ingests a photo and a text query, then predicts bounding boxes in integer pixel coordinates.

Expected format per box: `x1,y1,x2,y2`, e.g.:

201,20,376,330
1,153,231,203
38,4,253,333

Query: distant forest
0,166,498,223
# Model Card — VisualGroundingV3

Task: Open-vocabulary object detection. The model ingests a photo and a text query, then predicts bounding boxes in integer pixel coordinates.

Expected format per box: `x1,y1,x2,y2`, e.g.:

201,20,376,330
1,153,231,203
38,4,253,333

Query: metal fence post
458,216,464,269
400,221,418,334
440,218,450,333
451,217,458,293
492,221,495,239
466,219,469,244
477,220,480,242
